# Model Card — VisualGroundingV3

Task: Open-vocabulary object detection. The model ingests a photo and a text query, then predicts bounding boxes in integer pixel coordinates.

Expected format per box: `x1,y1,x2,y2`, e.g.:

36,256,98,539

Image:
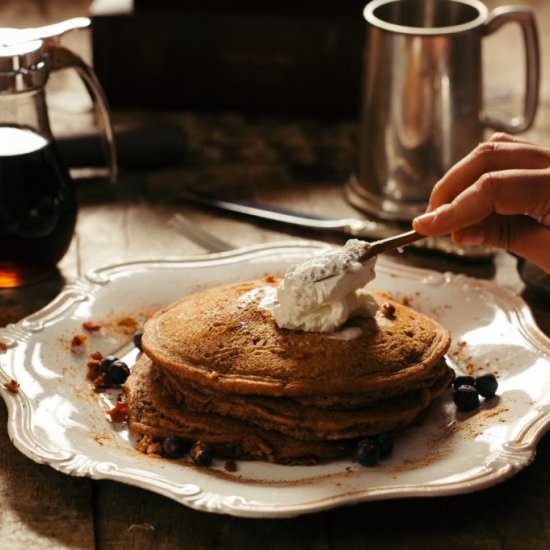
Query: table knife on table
179,191,494,260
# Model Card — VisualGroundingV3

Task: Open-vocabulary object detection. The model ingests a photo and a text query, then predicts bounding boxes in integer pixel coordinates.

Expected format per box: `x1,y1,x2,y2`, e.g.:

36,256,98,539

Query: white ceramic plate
1,242,550,518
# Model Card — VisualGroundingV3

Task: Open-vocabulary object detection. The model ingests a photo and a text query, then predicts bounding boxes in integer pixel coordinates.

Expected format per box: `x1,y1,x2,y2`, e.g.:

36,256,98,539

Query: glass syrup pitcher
0,17,117,288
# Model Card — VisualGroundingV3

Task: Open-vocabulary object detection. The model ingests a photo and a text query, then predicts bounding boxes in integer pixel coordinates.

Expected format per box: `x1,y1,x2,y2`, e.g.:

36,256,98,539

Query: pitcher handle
481,6,540,134
47,44,118,183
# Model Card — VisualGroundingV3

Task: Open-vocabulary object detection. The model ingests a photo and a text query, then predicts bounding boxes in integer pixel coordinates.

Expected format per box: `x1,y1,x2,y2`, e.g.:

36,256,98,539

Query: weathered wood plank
94,480,335,550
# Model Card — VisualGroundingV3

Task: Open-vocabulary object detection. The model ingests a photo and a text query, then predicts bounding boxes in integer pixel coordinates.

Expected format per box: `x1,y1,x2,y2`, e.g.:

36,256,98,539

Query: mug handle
47,44,118,184
482,6,540,133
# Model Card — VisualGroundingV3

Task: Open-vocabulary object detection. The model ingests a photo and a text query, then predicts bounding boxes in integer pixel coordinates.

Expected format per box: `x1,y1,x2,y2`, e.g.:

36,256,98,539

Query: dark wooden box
90,0,369,117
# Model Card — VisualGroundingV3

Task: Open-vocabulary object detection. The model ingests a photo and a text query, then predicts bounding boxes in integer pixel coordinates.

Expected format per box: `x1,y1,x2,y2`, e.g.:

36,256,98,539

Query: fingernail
456,227,485,246
413,211,437,227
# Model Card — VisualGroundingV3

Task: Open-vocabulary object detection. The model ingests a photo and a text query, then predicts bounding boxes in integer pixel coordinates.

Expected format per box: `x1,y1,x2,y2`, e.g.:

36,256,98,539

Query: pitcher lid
0,18,90,93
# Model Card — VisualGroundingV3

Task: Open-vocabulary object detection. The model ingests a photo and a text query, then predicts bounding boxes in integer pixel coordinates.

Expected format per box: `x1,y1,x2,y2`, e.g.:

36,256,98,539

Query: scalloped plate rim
1,240,550,518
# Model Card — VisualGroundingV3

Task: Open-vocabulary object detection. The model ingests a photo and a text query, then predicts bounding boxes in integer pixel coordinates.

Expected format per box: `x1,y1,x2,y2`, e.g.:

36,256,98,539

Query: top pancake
142,280,450,397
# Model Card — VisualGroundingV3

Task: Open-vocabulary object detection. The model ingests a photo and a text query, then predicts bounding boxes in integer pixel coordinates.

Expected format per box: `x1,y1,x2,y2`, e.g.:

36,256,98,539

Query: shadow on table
521,287,550,337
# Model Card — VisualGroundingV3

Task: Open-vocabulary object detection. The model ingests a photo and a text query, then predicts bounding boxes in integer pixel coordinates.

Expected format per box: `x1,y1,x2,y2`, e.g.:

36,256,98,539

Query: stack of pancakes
124,279,452,464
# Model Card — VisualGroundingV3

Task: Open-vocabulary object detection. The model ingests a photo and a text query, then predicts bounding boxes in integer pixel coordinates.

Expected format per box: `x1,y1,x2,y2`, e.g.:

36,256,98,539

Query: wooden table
1,1,549,548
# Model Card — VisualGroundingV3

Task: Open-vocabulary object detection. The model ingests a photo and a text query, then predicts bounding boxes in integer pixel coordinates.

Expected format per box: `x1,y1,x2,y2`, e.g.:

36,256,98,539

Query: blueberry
133,331,143,351
356,437,380,467
190,441,214,466
453,385,480,412
107,360,130,385
378,433,394,459
453,375,475,391
162,436,190,458
475,373,498,399
99,355,117,372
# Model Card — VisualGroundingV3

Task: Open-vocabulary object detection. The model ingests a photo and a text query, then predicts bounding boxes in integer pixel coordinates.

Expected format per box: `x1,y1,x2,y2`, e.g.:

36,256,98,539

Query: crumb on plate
71,333,87,350
106,401,128,423
3,379,19,394
82,321,101,332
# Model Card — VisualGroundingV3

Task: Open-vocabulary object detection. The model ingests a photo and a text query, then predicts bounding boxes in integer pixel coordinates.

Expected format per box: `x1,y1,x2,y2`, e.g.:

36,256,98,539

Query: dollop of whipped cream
268,239,378,332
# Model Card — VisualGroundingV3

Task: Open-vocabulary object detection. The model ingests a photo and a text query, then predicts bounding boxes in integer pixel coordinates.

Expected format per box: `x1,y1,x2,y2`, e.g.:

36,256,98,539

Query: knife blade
179,191,494,259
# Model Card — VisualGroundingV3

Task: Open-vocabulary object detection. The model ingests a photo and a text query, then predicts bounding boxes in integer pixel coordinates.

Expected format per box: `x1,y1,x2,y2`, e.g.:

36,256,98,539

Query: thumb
453,215,550,273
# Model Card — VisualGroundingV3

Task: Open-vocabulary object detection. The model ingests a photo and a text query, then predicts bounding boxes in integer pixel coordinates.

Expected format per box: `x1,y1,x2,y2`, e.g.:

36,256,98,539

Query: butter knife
179,191,494,259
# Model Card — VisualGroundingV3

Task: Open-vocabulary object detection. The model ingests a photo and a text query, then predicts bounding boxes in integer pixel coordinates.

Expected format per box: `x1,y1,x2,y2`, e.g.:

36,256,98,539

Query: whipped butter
267,239,378,333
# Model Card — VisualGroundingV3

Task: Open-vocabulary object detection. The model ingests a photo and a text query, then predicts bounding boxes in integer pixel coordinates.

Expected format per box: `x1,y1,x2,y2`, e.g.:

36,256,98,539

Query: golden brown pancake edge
141,281,451,397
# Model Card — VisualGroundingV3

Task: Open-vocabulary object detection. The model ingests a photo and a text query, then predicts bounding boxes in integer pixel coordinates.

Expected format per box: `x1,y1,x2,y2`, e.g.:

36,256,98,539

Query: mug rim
364,0,489,36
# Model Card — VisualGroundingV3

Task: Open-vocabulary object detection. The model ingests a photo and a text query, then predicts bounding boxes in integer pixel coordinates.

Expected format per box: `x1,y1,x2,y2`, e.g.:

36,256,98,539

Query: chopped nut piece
71,333,88,349
87,351,106,381
381,303,396,318
82,321,101,332
86,358,103,381
146,442,163,456
136,435,154,453
3,379,19,393
264,275,276,283
92,372,108,390
106,401,128,422
0,342,8,352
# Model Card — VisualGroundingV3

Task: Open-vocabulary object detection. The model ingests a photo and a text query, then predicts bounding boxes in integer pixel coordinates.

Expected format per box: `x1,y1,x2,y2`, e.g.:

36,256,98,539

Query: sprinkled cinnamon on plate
116,316,139,335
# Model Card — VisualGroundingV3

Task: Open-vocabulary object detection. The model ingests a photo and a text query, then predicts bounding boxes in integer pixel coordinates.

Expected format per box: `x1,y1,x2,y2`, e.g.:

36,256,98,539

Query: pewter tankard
347,0,540,221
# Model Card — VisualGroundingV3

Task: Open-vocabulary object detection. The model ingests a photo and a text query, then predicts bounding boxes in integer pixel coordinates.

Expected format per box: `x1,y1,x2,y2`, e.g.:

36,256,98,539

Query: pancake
162,359,453,440
125,357,354,464
125,279,452,464
142,281,451,397
125,356,452,463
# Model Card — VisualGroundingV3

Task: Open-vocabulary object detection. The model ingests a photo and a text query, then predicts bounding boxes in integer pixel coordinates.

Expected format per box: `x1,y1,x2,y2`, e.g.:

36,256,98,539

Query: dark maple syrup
0,126,76,287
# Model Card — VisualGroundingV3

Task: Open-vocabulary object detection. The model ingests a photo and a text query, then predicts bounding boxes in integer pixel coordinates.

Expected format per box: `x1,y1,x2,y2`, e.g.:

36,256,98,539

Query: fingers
487,132,536,146
453,215,550,273
427,139,550,211
412,133,550,271
413,169,550,235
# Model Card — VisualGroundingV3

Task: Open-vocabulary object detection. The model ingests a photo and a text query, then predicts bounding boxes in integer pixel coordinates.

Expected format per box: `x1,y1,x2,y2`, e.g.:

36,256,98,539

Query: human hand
412,133,550,273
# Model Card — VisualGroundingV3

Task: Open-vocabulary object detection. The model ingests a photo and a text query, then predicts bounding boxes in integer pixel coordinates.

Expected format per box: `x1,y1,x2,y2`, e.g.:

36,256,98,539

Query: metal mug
346,0,540,222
